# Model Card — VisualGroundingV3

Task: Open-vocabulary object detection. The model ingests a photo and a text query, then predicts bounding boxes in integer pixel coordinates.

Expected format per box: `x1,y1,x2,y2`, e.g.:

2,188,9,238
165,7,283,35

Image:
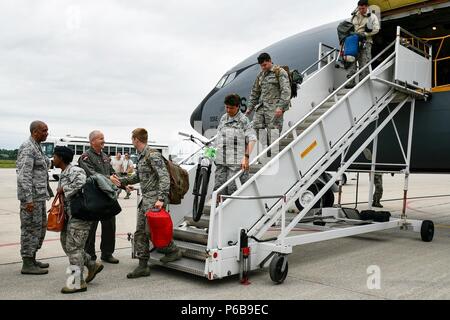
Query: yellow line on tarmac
435,224,450,229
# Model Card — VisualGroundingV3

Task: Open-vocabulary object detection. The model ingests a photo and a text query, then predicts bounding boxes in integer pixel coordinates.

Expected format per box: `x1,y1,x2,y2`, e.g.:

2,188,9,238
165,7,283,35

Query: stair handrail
301,45,338,78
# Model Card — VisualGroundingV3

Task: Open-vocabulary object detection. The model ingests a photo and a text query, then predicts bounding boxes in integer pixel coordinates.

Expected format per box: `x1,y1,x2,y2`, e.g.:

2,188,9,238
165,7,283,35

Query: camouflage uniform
347,42,373,85
78,148,116,260
214,111,257,196
347,10,380,85
247,64,291,132
58,164,93,276
119,146,178,260
16,137,54,259
373,173,383,205
363,148,383,206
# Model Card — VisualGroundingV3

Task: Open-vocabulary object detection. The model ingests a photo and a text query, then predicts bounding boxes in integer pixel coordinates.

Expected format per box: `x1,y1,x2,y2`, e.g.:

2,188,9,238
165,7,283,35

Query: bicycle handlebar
179,131,211,146
178,132,191,138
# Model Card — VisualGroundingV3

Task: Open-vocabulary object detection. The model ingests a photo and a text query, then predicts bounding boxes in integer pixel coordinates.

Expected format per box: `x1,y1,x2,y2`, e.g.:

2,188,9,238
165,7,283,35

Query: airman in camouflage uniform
363,147,383,208
214,94,257,196
16,121,54,275
114,128,182,279
246,52,291,133
345,0,380,88
246,53,291,159
372,173,383,208
53,146,104,294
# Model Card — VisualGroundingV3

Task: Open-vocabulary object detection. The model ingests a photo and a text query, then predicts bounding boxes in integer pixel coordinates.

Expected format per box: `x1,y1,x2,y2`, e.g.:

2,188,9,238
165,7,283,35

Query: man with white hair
78,130,119,264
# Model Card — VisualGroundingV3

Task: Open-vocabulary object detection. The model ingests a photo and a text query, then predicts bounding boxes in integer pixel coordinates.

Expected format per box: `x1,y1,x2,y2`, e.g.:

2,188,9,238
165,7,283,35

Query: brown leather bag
47,192,65,232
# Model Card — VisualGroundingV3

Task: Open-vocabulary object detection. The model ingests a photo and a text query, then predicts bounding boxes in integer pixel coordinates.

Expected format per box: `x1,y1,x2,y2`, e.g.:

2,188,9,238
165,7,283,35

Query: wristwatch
244,154,250,158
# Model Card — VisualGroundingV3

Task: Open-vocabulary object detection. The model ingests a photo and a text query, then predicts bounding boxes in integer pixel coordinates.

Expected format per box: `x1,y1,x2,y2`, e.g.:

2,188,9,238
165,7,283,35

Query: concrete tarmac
1,168,450,300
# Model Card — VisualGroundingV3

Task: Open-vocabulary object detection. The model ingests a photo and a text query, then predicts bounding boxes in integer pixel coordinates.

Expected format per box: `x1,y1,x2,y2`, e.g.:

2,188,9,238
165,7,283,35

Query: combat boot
127,259,150,279
61,278,87,294
160,248,183,264
372,202,383,208
33,253,49,268
86,261,104,283
21,257,48,275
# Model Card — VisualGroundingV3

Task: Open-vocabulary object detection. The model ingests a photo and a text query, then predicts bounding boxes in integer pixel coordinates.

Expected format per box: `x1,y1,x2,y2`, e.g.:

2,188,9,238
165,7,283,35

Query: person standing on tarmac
120,153,134,199
110,128,182,279
78,130,120,264
363,148,384,208
53,146,104,294
16,120,54,275
345,0,380,89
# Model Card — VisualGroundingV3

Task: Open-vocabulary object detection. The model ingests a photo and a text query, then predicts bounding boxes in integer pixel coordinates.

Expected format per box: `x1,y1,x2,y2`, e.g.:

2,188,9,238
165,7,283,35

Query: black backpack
70,176,122,221
337,20,355,43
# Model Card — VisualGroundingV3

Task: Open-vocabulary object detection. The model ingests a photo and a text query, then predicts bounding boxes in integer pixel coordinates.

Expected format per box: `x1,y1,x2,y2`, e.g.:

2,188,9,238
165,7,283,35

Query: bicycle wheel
192,165,211,222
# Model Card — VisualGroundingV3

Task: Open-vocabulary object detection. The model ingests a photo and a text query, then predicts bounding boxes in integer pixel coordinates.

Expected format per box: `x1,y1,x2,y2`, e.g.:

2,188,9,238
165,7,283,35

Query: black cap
358,0,369,6
54,146,74,164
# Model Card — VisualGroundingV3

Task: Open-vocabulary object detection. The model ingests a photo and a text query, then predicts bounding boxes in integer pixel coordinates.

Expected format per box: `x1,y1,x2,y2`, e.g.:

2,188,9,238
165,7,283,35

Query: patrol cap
358,0,369,6
54,146,74,164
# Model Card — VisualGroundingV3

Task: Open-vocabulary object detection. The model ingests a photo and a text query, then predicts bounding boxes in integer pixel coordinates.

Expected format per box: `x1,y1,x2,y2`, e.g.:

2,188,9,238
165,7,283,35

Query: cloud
0,0,356,150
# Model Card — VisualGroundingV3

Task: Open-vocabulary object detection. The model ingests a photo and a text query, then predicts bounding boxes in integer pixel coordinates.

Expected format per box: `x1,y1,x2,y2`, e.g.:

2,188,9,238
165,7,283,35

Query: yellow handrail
422,35,450,88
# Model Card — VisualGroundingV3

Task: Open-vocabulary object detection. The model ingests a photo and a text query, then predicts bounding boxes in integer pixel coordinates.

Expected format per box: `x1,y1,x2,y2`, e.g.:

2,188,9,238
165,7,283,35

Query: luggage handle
148,205,170,213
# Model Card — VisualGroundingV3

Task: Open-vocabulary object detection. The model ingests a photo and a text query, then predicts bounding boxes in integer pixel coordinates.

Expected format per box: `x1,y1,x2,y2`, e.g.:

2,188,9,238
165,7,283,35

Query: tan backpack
273,65,302,99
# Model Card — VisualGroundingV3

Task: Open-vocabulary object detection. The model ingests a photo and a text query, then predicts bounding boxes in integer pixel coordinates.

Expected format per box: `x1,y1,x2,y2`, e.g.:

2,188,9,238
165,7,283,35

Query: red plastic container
145,208,173,248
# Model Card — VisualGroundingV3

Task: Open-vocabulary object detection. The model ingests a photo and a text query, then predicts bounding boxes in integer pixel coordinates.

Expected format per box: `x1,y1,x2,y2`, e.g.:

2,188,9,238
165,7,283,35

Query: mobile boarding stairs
148,27,434,283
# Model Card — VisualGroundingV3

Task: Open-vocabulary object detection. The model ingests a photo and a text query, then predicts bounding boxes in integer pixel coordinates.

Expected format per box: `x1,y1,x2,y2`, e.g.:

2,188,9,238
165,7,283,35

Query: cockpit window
215,75,228,89
223,72,236,86
215,71,237,89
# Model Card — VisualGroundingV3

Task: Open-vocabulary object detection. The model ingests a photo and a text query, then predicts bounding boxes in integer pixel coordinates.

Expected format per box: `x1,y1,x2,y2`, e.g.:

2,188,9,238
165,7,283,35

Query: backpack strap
273,65,282,83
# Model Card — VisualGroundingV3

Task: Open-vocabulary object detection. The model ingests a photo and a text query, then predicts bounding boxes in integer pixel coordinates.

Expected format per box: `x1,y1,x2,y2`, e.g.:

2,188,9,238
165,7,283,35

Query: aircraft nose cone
190,103,203,129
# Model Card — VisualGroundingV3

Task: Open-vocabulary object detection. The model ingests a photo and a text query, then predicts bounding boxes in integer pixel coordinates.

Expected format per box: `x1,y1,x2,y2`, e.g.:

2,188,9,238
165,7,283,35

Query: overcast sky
0,0,357,152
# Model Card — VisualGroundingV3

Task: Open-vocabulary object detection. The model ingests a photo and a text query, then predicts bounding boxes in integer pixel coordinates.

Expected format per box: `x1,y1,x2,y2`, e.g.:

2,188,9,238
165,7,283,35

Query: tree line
0,149,18,160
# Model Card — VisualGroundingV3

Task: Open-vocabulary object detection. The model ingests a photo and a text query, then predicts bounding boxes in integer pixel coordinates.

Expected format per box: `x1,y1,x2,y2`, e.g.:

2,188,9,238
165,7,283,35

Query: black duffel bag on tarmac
359,210,391,222
70,177,122,221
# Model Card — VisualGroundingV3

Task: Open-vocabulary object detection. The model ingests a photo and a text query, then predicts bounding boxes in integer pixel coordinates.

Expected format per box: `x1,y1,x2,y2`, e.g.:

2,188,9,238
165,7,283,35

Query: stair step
337,88,352,96
202,205,211,215
322,101,335,109
149,251,206,277
174,240,208,261
303,114,322,125
280,137,294,147
249,163,264,174
173,225,209,245
184,214,210,229
298,121,313,131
